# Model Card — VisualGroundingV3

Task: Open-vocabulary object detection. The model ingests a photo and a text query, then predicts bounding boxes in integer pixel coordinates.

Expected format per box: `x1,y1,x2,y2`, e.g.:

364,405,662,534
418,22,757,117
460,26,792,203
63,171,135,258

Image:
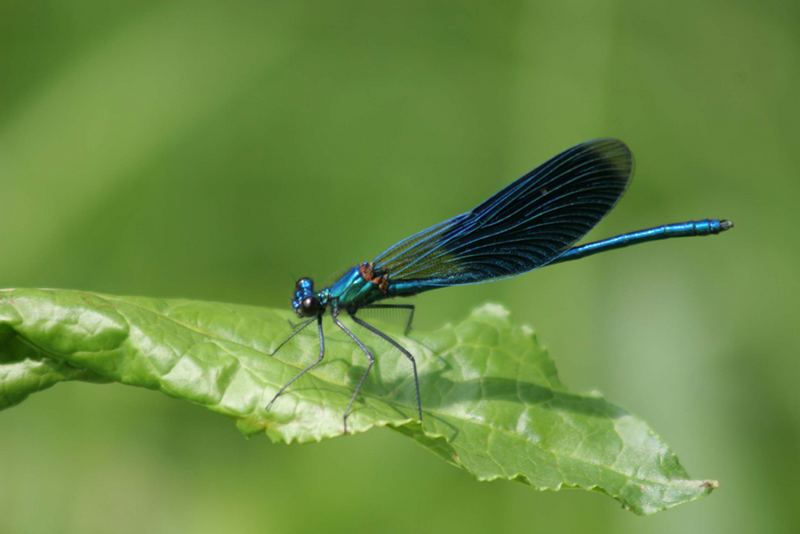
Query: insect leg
332,312,375,433
270,316,316,356
350,313,422,423
265,315,325,410
361,303,416,335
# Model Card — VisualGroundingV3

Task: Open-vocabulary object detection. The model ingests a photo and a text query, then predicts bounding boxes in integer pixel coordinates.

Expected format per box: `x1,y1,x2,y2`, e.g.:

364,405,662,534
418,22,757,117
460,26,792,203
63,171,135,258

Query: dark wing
372,138,632,288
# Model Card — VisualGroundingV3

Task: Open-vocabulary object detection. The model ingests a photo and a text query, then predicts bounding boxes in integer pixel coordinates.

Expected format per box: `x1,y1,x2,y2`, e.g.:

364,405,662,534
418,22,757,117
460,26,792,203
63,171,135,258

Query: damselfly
267,138,732,431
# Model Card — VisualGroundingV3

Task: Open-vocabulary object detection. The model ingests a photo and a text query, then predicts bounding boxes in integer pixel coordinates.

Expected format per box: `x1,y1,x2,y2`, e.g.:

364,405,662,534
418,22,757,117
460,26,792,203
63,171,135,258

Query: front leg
265,315,325,410
270,316,316,356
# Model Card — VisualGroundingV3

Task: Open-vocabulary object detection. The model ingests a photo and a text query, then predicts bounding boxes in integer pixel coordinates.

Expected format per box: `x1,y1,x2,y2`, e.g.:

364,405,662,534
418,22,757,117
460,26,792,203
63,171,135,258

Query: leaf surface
0,288,716,514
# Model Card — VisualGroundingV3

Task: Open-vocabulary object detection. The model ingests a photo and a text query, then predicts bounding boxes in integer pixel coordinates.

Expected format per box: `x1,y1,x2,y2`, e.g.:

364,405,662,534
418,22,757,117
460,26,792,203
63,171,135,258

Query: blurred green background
1,1,797,532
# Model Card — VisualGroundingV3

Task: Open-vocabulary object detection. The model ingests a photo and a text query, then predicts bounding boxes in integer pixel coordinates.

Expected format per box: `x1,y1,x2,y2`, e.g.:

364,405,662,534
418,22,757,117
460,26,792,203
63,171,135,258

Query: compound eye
296,277,313,291
300,296,319,316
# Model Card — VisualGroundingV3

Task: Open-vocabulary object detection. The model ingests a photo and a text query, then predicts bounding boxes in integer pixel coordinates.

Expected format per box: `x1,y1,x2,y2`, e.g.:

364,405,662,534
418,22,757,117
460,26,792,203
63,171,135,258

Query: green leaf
0,288,716,513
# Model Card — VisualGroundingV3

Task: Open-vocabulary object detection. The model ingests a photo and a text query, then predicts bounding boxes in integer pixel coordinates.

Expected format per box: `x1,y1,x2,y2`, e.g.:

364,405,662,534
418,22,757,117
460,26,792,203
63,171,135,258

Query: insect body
268,139,732,432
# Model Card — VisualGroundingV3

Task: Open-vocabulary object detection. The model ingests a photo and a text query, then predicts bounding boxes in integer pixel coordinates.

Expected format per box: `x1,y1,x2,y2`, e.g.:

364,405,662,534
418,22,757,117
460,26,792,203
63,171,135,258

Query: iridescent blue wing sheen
372,138,632,292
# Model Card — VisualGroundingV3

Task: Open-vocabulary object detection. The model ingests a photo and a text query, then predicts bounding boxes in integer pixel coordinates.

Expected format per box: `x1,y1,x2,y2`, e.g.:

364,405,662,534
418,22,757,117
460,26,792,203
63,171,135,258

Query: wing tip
582,138,633,178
